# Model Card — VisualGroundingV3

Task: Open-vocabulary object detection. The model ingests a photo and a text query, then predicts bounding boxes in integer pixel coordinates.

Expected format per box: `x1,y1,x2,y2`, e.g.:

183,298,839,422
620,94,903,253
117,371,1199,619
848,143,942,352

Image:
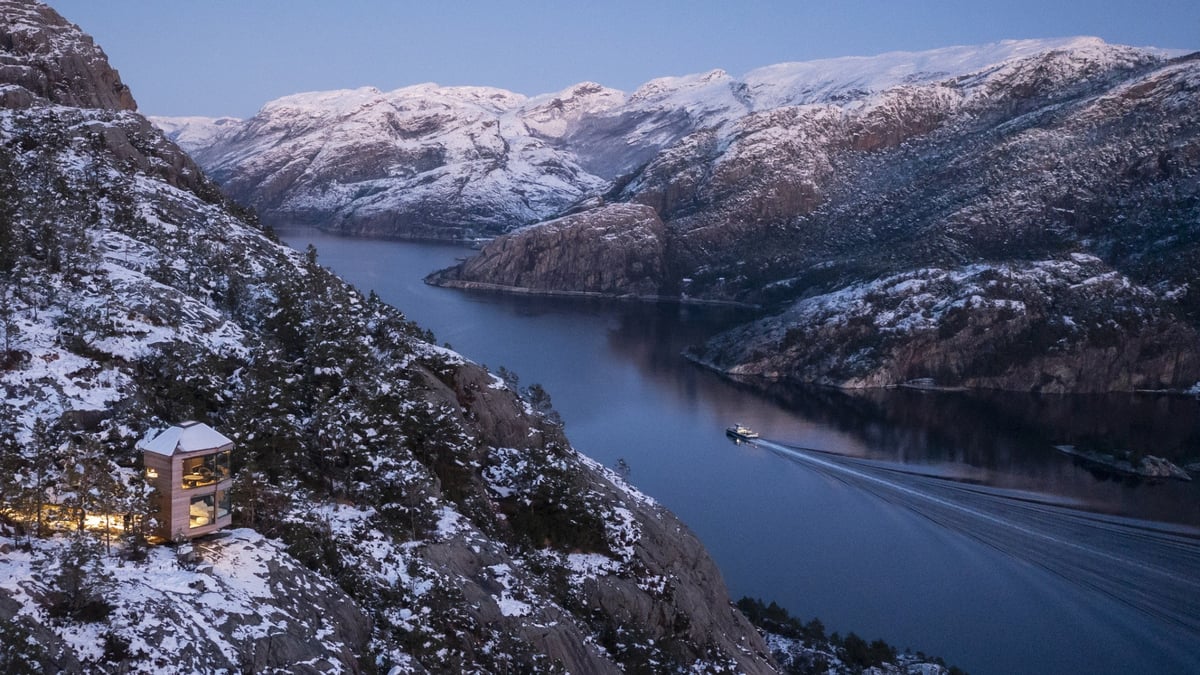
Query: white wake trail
755,439,1200,637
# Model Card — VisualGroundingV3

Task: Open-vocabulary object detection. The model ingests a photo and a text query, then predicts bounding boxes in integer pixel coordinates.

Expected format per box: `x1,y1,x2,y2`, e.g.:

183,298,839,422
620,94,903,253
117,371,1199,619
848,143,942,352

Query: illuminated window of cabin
181,450,232,489
189,494,215,529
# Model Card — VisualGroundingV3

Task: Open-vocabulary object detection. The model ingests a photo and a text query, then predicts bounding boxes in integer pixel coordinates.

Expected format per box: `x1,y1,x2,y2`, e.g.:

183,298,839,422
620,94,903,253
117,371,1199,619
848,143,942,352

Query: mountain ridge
161,36,1200,393
158,37,1169,237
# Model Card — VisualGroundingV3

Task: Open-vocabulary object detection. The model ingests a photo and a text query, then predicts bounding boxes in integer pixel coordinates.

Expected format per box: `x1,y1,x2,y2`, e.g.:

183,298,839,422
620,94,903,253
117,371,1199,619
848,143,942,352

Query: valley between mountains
3,0,1198,672
0,1,789,672
162,37,1200,395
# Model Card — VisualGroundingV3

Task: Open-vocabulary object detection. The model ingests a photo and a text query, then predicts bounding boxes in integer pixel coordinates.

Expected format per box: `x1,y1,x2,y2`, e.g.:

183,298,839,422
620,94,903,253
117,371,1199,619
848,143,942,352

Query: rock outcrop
1054,446,1193,481
690,257,1200,393
0,0,135,110
429,203,668,297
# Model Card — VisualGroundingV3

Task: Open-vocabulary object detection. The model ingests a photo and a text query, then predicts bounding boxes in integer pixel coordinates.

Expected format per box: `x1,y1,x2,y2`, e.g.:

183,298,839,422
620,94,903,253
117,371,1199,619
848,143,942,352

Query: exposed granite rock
429,203,668,298
0,0,136,111
692,257,1200,393
419,358,776,673
0,1,228,203
0,589,84,673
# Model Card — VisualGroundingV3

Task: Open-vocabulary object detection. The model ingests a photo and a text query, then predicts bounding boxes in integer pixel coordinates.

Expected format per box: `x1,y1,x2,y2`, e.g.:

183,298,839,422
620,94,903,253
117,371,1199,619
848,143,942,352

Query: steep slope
436,41,1200,392
162,37,1199,392
673,49,1200,392
429,203,668,298
180,85,608,239
0,2,774,672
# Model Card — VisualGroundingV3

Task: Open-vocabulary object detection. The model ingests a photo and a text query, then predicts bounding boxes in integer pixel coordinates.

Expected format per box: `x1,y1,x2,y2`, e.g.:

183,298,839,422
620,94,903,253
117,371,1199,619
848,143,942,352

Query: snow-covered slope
431,41,1200,392
738,36,1179,109
166,36,1176,240
168,33,1197,392
148,114,241,151
0,2,778,672
174,84,608,239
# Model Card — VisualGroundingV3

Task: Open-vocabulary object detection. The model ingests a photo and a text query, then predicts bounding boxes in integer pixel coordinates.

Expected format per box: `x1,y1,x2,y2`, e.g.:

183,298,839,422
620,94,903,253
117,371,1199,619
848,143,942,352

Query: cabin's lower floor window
189,494,215,528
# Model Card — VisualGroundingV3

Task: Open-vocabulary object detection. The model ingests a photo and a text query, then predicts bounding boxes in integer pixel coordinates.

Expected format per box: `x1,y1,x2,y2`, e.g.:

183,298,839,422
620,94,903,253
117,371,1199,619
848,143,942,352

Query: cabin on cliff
138,421,233,541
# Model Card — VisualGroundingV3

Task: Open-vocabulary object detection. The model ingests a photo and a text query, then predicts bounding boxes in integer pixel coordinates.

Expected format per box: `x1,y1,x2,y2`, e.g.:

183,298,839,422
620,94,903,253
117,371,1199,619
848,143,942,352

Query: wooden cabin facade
138,421,233,541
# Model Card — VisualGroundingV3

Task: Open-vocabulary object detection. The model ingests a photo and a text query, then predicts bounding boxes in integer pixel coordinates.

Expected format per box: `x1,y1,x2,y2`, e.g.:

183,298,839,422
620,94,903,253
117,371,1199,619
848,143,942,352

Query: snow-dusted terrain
158,35,1200,392
1,2,780,672
147,115,240,152
160,37,1173,239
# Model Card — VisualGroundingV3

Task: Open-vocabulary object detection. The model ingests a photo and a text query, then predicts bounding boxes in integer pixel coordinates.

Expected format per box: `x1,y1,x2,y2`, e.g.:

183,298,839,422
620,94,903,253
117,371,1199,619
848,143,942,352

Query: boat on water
726,423,760,440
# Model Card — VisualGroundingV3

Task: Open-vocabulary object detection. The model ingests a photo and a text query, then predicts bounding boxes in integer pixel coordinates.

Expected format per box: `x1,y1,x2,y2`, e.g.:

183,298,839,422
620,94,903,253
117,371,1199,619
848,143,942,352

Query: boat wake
754,439,1200,641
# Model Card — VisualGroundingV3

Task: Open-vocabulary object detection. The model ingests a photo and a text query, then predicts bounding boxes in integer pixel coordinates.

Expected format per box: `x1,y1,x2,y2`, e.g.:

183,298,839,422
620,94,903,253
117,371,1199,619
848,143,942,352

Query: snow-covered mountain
164,36,1168,240
163,84,612,238
164,36,1200,393
148,114,240,150
428,39,1200,393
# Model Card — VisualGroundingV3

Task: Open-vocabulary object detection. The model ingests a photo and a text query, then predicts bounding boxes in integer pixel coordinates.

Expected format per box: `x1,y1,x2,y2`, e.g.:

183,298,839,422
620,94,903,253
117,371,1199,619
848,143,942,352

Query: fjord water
283,230,1200,675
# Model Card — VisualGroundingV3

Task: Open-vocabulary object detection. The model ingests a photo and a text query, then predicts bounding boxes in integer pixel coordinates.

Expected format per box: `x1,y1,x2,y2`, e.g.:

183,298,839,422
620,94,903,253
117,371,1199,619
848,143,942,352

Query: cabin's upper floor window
181,450,231,489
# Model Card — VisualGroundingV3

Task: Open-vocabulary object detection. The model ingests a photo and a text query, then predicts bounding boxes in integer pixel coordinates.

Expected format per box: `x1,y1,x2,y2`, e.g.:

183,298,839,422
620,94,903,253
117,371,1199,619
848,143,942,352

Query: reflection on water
736,383,1200,526
281,228,1200,675
601,300,1200,526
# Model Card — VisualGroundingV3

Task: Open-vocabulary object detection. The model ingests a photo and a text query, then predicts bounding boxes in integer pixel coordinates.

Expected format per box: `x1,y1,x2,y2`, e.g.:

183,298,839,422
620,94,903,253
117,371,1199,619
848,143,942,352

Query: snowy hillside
428,40,1200,392
158,36,1200,393
162,36,1172,240
1,2,782,672
171,84,608,239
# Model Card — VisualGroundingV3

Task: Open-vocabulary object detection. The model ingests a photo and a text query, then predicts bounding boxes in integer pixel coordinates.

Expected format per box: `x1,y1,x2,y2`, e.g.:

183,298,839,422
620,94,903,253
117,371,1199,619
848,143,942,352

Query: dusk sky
48,0,1200,119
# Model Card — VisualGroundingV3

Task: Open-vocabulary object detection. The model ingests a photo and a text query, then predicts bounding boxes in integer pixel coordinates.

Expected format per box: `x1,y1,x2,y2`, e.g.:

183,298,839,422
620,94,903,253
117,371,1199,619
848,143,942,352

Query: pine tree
38,532,114,621
14,420,62,538
0,282,20,355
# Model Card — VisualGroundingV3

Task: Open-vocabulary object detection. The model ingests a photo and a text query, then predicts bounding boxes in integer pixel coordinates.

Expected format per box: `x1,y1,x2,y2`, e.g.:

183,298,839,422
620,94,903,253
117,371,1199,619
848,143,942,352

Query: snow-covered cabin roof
138,421,233,456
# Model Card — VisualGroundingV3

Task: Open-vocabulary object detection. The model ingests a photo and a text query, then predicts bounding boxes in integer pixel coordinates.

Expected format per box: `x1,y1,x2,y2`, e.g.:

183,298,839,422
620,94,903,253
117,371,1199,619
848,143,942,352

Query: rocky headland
426,202,670,299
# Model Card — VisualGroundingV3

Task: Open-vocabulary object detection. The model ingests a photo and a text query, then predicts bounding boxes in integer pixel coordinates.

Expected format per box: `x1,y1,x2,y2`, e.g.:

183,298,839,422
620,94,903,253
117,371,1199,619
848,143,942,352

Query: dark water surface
282,229,1200,675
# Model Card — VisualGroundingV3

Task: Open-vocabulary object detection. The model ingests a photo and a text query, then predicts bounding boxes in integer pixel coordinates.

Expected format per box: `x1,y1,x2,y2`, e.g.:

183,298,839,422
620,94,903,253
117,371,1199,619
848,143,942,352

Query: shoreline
425,275,762,309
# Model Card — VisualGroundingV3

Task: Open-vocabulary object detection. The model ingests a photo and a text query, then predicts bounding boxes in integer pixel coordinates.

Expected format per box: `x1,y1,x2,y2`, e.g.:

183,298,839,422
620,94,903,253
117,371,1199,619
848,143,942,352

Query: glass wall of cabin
180,450,231,488
189,494,215,529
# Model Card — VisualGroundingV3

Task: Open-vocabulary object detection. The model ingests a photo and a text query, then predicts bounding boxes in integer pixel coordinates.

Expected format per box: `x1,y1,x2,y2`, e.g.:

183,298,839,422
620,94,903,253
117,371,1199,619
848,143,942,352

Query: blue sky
48,0,1200,118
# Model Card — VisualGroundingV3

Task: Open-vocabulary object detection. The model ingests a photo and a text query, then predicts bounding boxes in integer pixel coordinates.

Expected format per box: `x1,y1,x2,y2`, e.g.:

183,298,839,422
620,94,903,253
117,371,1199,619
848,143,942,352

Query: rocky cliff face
0,0,135,110
0,2,774,672
429,203,668,297
691,257,1200,393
